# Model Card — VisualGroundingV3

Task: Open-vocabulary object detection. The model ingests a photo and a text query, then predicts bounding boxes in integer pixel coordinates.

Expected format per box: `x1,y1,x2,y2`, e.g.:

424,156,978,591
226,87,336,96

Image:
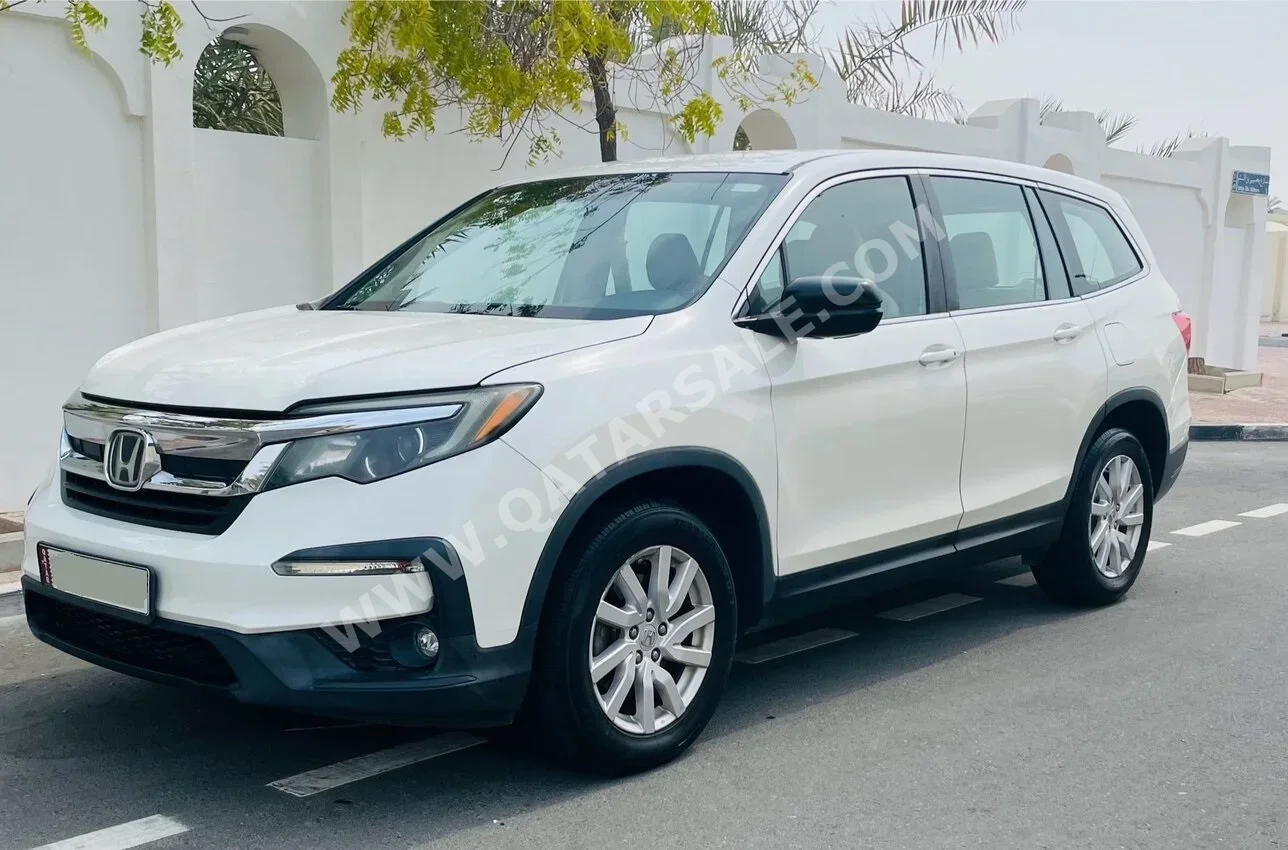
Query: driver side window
744,176,930,318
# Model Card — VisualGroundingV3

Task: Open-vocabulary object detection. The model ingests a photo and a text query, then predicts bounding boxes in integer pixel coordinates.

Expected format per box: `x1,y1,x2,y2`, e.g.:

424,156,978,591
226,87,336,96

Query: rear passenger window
1039,191,1143,292
930,177,1046,310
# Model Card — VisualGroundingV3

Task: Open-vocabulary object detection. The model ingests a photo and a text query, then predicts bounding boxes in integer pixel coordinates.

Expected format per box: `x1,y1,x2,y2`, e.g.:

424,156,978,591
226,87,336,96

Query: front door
742,173,969,575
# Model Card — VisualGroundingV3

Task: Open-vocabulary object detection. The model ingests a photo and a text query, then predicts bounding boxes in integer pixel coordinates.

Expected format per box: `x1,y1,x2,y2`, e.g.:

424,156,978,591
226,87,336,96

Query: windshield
325,172,788,319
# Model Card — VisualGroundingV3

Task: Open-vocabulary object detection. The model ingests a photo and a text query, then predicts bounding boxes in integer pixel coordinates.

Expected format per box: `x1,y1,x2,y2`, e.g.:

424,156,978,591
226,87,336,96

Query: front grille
26,591,238,687
158,454,246,486
69,437,103,461
61,472,251,535
69,436,245,486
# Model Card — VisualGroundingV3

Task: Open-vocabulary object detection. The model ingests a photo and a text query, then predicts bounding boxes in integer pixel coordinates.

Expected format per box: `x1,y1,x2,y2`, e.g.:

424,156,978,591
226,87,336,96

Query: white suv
21,151,1191,774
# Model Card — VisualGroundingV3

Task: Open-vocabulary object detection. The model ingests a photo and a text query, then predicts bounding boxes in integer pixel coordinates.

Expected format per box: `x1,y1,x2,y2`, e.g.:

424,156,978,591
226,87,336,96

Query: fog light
414,627,440,660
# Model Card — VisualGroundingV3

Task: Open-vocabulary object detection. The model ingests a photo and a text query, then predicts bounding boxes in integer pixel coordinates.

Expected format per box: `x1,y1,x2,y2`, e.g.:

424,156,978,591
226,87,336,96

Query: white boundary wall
0,1,1273,509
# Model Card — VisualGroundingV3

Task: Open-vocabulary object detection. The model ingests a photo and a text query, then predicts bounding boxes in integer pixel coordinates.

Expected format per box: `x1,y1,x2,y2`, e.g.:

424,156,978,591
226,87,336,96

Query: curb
1190,423,1288,441
0,569,21,597
0,531,22,574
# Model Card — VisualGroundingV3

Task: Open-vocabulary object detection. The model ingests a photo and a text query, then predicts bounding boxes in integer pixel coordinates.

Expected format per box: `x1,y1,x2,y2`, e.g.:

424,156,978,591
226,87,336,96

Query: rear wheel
1033,428,1154,606
527,501,737,775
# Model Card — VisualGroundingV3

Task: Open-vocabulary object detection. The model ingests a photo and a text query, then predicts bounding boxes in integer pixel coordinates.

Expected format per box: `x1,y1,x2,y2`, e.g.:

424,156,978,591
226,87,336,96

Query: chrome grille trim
59,394,461,498
60,438,287,497
63,395,462,460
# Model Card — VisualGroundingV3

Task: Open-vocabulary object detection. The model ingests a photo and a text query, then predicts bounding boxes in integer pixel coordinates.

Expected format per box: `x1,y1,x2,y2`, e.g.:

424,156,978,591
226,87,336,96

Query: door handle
918,345,961,367
1053,323,1082,343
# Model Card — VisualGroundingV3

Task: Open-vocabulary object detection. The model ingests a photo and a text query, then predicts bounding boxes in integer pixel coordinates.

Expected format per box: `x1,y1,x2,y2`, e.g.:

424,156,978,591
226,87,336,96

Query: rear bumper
1156,438,1187,501
22,573,532,727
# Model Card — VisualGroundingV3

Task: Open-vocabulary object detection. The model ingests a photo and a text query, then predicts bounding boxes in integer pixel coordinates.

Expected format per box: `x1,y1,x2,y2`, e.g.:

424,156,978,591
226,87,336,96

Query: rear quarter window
1039,190,1143,293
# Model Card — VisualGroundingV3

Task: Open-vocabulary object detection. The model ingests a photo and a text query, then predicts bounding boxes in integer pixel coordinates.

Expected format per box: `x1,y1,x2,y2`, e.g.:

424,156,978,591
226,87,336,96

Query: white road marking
268,732,485,797
995,572,1036,587
0,531,22,544
1171,520,1241,537
31,814,188,850
1238,503,1288,519
1146,540,1172,551
735,628,858,664
0,578,21,596
877,593,981,622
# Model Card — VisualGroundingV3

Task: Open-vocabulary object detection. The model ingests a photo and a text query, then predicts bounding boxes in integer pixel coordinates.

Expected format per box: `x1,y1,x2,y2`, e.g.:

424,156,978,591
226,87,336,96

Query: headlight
264,384,541,489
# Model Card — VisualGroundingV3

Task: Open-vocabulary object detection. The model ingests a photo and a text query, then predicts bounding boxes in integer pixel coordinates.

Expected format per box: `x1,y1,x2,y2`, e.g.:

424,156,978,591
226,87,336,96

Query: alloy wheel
1088,454,1146,579
588,544,716,735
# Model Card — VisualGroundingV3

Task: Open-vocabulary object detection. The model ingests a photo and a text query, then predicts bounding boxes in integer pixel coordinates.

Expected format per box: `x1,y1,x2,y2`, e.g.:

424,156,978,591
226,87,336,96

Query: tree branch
188,0,246,26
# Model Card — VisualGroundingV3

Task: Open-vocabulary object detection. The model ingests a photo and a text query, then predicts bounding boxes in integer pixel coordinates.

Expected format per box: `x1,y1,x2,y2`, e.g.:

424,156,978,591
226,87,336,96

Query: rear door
924,173,1110,531
1035,190,1189,453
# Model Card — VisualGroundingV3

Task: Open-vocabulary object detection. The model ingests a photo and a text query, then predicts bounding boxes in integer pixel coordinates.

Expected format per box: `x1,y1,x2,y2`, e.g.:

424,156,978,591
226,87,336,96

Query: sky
813,0,1286,187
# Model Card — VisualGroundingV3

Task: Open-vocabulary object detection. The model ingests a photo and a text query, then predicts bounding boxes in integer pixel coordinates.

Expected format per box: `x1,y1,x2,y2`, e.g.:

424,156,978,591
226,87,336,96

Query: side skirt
760,504,1064,627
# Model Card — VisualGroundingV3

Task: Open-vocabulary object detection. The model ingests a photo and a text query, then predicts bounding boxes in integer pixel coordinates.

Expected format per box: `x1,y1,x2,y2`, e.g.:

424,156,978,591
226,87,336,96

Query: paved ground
2,442,1288,849
1189,322,1288,424
1191,343,1288,424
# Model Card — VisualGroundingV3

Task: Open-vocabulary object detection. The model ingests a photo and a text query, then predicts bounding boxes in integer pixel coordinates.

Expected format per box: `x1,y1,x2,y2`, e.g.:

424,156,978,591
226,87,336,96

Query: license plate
37,544,152,618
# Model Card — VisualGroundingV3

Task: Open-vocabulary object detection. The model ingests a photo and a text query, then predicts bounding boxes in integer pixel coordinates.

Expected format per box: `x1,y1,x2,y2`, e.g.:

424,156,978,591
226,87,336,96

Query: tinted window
326,172,786,319
749,176,929,318
931,177,1045,310
1041,191,1143,291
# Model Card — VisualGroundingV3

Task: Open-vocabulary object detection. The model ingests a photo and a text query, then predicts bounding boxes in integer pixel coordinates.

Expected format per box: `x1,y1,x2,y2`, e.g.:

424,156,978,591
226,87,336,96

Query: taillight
1172,311,1192,353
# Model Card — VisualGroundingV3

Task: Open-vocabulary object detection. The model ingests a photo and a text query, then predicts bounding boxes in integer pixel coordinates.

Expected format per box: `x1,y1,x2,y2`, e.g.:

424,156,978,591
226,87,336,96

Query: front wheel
1033,428,1155,606
527,501,737,775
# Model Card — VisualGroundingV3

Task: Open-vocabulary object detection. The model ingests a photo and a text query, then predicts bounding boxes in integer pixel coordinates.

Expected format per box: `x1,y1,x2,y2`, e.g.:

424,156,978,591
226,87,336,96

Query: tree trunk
586,52,616,163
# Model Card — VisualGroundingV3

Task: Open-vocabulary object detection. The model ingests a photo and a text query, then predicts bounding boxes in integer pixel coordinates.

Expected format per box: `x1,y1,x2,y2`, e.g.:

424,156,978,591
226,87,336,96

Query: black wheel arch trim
1064,386,1172,508
518,447,775,638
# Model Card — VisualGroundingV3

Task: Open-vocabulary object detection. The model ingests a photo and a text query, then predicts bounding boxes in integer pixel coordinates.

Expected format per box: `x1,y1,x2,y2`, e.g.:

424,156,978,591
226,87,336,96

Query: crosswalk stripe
1171,520,1241,537
876,593,980,622
736,628,858,664
267,733,485,798
1238,503,1288,519
31,815,188,850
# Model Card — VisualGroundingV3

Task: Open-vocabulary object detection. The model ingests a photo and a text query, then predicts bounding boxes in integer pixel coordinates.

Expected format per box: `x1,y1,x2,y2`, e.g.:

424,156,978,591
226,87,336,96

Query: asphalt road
2,442,1287,849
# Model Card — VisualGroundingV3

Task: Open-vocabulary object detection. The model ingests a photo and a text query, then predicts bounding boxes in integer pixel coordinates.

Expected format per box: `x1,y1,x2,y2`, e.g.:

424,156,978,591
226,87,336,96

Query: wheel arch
519,448,775,639
1066,387,1170,506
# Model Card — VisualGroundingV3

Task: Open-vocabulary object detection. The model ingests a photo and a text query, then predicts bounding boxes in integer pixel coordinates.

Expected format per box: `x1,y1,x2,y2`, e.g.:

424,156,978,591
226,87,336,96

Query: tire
1032,428,1155,607
526,500,737,775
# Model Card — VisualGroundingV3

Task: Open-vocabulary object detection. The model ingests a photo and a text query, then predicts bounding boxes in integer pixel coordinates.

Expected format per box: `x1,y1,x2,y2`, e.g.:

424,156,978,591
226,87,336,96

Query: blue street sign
1231,171,1270,196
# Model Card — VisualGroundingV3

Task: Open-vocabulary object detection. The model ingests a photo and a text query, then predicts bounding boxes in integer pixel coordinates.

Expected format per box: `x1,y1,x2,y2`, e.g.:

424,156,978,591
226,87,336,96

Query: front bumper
22,440,555,647
22,574,532,726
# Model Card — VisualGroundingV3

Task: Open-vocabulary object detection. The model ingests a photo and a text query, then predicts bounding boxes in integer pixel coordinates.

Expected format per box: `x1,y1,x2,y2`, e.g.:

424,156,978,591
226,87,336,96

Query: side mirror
738,275,884,339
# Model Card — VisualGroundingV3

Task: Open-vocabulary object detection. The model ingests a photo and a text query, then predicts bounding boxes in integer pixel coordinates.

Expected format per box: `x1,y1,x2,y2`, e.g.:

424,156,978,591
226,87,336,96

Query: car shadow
0,560,1114,848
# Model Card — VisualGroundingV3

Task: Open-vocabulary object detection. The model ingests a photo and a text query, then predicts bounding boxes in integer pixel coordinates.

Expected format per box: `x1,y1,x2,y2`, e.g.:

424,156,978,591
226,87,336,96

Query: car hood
82,307,652,412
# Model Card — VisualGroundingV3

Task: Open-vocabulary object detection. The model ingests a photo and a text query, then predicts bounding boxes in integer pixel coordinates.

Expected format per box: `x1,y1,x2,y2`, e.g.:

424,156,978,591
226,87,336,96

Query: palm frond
1142,128,1206,158
1032,95,1135,145
192,37,284,136
856,74,962,121
714,0,819,54
900,0,1029,55
828,0,1026,116
1270,195,1284,214
1094,110,1137,145
1036,94,1063,119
